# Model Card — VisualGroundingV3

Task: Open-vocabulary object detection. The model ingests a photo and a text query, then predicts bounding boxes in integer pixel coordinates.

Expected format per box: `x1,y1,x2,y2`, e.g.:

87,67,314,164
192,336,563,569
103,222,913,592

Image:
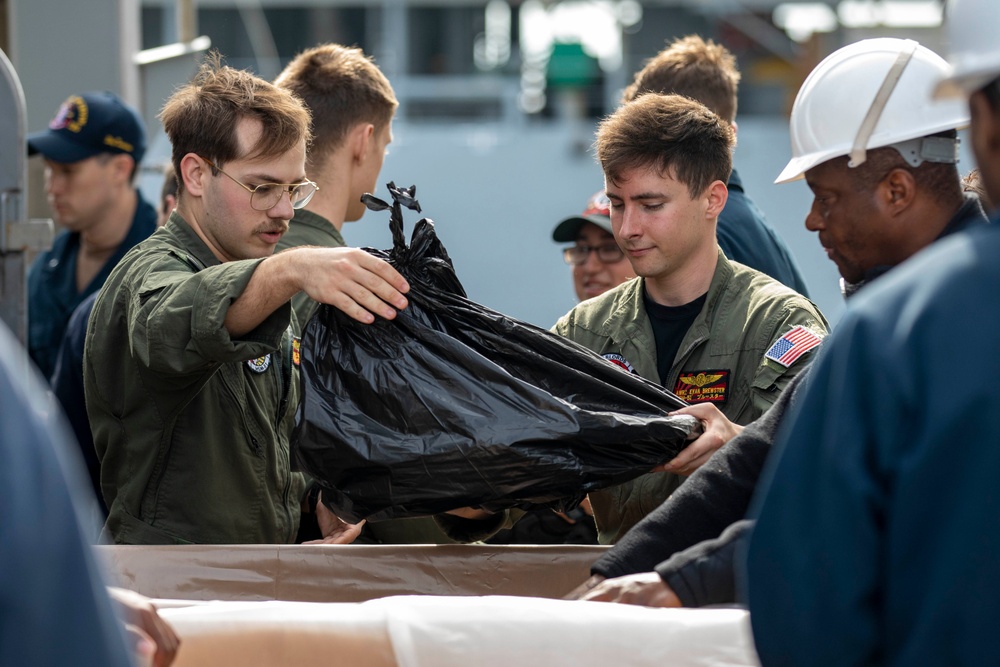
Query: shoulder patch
764,325,823,368
247,354,271,374
602,353,636,374
674,370,730,404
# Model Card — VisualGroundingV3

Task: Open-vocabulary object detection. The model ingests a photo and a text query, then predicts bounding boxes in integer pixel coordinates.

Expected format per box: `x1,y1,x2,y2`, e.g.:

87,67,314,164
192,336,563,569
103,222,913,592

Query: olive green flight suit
554,250,829,543
85,213,305,544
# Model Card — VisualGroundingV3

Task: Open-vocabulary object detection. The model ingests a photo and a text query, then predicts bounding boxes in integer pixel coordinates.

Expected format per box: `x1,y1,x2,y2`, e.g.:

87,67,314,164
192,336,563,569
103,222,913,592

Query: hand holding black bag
293,183,700,523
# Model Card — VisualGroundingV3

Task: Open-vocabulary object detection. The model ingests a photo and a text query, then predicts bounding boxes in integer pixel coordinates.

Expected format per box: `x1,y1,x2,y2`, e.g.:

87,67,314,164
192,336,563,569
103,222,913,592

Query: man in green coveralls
442,94,827,545
561,93,827,543
84,56,410,545
274,43,397,324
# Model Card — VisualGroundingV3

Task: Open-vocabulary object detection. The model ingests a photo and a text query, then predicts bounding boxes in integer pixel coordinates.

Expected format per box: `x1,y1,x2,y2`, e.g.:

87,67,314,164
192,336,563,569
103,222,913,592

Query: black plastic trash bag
293,183,700,523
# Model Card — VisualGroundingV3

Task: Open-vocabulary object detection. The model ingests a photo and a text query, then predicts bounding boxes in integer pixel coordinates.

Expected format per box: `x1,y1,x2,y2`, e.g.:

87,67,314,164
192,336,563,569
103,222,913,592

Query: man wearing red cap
552,190,637,302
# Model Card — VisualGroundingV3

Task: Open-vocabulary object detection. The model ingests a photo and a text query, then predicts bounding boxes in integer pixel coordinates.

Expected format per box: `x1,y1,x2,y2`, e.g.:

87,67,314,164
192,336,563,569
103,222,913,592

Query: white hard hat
935,0,1000,98
776,38,970,184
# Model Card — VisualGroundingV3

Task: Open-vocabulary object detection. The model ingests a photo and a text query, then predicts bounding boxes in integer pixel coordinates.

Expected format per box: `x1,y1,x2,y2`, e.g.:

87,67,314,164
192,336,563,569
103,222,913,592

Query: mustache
253,222,289,235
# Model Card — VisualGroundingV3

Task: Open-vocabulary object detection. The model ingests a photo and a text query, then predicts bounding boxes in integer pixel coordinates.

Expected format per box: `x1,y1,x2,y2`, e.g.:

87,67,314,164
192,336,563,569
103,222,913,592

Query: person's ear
879,167,917,214
179,153,208,197
704,180,729,218
350,123,375,163
109,153,134,185
161,193,177,216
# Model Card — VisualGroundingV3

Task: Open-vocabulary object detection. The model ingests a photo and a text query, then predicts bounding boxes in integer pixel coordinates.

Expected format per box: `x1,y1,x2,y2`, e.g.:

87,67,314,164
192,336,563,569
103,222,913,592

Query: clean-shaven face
605,164,717,284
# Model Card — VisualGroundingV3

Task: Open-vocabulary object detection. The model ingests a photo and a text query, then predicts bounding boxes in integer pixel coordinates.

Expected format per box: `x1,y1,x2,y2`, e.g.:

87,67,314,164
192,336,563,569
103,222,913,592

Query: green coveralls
85,213,305,544
553,249,829,543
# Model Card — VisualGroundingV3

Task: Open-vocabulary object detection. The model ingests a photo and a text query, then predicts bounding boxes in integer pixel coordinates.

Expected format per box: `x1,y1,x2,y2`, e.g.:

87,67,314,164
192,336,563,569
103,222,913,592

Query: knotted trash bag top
293,183,701,523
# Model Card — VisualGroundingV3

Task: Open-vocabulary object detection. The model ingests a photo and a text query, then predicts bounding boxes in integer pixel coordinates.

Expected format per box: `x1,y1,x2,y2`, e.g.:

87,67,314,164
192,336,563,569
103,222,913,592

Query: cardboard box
97,545,760,667
98,544,609,602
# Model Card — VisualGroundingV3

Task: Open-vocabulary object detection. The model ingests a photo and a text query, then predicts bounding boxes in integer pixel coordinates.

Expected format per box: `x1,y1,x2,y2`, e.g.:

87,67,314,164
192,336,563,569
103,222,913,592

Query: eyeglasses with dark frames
202,157,318,211
562,243,626,266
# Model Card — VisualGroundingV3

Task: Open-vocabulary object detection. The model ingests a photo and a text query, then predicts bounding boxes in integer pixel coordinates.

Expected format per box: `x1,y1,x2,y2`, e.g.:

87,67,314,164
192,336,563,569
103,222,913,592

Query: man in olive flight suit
274,43,397,326
557,93,827,544
84,57,410,545
273,44,455,545
441,94,827,546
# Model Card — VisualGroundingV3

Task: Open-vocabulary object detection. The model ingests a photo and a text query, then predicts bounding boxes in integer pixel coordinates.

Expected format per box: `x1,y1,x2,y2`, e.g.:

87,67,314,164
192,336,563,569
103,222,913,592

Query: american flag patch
764,325,823,368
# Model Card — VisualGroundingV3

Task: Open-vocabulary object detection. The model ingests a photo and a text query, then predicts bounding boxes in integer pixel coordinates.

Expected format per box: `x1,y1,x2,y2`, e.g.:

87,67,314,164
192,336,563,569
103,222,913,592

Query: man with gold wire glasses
83,55,409,546
201,157,319,212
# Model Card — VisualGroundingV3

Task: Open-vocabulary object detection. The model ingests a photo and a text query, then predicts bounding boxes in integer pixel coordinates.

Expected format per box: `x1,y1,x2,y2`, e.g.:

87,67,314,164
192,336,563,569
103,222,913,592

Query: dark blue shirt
746,218,1000,665
720,170,810,297
51,290,101,509
0,321,132,667
27,192,157,380
592,194,987,604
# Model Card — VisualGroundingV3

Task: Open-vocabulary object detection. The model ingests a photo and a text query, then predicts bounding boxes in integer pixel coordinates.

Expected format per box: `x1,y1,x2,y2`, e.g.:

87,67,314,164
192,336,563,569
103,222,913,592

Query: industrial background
0,0,962,338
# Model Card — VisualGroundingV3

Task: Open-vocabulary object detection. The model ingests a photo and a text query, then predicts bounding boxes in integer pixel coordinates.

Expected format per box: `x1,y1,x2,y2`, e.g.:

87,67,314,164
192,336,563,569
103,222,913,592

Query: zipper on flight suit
275,329,293,429
276,328,296,541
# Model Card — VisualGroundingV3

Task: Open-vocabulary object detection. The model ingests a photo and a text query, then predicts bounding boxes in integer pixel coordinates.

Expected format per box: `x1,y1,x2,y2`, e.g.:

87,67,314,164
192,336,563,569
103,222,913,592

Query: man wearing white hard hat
745,13,1000,665
569,37,989,620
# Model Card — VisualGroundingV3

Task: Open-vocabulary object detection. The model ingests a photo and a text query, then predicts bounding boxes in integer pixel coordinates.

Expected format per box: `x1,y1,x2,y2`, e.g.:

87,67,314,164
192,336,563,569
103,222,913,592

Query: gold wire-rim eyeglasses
202,157,319,211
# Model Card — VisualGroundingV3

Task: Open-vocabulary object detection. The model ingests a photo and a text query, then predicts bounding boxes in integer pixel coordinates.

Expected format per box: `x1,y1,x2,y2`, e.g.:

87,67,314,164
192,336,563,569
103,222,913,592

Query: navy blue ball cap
27,91,146,165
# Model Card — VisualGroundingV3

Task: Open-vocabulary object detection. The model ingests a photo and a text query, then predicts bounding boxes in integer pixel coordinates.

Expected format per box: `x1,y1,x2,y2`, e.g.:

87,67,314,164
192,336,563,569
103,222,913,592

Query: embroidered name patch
292,337,301,367
674,370,730,404
764,325,823,368
603,353,636,374
247,354,271,373
103,133,134,153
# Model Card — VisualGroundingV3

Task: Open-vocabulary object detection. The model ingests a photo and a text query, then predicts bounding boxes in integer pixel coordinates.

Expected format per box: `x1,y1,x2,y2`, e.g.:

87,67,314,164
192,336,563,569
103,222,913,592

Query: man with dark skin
746,16,1000,663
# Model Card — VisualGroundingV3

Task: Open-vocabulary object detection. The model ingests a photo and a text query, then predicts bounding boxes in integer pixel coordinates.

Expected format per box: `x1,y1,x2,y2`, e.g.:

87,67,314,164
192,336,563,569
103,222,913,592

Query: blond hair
275,44,397,173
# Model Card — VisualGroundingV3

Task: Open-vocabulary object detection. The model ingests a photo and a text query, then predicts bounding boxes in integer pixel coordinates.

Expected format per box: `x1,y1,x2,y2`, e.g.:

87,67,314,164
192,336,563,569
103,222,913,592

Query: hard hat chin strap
849,39,920,168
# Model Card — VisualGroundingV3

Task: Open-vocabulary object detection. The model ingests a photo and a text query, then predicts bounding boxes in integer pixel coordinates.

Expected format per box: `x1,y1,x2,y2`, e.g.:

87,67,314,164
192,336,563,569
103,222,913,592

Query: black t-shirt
643,288,706,385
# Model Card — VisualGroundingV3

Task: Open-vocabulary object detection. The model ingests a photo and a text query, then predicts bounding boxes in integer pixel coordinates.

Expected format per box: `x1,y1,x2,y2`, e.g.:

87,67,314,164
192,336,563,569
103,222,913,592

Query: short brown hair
622,35,740,123
159,52,312,194
275,44,397,173
597,93,735,198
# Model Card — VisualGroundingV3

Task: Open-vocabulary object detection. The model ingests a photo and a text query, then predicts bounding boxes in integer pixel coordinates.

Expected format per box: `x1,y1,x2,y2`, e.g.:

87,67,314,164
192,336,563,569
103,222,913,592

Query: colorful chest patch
292,337,301,367
247,354,271,373
674,370,730,404
603,353,636,374
764,325,823,368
